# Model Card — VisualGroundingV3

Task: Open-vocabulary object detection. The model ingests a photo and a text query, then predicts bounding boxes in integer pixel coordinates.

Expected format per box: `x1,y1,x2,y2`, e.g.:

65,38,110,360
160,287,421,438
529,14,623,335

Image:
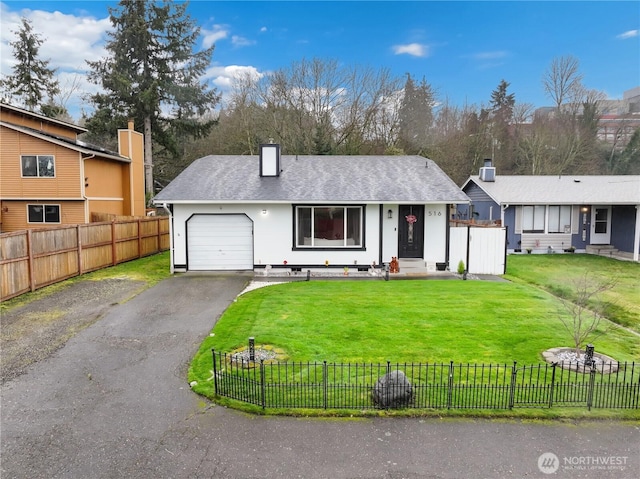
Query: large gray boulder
372,370,412,408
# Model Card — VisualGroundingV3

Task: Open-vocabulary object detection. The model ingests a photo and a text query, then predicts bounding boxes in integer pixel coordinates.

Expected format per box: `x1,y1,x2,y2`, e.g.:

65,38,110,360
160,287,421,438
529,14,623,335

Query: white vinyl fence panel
449,226,506,275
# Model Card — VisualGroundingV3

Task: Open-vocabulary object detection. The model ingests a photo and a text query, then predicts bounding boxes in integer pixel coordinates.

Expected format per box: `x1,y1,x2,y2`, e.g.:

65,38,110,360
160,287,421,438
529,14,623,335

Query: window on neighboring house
28,204,60,224
295,206,363,248
21,155,55,177
522,205,545,233
548,205,572,233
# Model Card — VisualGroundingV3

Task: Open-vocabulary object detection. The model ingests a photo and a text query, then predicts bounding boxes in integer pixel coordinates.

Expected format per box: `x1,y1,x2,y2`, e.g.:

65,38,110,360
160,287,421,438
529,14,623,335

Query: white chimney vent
260,143,280,177
479,158,495,182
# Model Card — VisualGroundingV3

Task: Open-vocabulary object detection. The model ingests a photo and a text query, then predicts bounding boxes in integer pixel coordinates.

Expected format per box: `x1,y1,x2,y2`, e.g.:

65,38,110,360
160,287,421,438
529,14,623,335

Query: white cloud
201,25,229,48
616,29,638,39
231,35,255,47
260,26,267,33
392,43,429,57
204,65,264,89
471,51,508,60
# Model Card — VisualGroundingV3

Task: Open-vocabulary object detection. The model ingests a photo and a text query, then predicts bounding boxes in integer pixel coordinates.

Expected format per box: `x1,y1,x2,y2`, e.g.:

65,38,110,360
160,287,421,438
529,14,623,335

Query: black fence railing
212,351,639,410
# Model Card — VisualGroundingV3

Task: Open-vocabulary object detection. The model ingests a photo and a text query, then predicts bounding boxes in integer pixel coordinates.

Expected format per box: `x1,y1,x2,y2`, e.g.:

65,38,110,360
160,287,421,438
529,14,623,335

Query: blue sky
1,1,638,120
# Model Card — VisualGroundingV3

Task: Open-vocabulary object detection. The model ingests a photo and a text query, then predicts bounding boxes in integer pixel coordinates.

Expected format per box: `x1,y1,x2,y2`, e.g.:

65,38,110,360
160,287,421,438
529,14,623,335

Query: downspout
378,205,384,268
445,204,451,268
160,202,175,274
634,205,640,262
501,203,509,226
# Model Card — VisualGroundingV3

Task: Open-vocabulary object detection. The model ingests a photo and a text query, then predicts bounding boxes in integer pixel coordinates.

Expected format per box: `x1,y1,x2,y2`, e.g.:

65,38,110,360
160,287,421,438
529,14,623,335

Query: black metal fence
212,350,639,410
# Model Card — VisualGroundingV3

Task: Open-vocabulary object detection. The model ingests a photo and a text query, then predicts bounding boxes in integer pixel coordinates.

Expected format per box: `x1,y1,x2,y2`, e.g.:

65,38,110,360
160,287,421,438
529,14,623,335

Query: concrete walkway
1,274,638,479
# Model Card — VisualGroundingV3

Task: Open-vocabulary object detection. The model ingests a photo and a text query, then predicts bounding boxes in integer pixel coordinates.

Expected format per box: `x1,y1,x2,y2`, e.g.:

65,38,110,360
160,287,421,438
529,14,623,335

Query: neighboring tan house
0,102,145,232
458,160,640,262
153,144,471,272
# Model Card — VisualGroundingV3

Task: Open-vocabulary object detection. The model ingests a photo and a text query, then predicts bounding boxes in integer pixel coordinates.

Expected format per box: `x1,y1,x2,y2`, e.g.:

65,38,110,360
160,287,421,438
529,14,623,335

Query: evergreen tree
0,18,60,114
488,79,516,170
86,0,219,195
489,79,515,126
397,74,435,154
612,128,640,174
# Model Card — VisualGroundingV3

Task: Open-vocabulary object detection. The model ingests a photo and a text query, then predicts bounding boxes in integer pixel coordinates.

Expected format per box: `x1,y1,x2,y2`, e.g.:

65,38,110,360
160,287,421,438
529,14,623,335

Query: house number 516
427,211,442,216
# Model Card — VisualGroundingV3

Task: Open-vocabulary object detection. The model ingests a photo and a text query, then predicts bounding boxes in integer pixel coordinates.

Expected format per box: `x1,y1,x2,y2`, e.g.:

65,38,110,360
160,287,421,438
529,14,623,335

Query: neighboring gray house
458,161,640,261
153,144,470,272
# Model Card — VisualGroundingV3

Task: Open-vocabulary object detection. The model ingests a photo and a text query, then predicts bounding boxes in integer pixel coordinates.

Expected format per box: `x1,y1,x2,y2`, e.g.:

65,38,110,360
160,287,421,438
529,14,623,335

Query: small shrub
457,260,465,274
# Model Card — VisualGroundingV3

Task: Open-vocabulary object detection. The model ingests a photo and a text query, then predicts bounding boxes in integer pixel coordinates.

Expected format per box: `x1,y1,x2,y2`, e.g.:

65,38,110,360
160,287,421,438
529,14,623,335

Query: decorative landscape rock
542,347,619,374
372,370,412,408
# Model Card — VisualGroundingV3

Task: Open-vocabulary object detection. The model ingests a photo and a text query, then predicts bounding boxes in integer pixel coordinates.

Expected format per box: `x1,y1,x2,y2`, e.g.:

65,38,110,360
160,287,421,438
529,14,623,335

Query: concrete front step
586,245,619,255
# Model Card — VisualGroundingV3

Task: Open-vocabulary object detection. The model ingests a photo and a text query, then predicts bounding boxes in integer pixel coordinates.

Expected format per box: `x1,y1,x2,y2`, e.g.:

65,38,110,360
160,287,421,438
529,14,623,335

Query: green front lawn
505,254,640,333
192,280,639,372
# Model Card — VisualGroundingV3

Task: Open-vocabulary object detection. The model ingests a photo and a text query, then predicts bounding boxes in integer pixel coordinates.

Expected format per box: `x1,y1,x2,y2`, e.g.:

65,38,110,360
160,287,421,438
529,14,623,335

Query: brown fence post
77,224,83,275
156,217,161,254
27,229,35,292
111,220,117,266
137,218,142,259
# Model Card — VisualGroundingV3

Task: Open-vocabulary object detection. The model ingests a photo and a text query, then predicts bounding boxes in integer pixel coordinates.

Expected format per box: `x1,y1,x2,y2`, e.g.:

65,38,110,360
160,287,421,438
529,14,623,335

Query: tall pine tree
397,74,435,155
86,0,219,195
0,18,60,114
488,79,516,170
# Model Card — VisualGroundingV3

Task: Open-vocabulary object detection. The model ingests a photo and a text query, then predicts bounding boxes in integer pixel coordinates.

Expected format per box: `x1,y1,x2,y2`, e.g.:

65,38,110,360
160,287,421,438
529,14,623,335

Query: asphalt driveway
1,274,638,479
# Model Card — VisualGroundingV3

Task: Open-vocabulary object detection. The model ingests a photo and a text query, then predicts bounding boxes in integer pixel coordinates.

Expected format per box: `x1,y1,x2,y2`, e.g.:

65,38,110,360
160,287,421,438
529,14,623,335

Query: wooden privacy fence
1,217,169,301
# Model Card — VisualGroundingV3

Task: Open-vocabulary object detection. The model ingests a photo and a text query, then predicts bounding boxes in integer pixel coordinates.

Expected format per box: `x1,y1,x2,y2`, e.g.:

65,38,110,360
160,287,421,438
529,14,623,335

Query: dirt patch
1,278,146,383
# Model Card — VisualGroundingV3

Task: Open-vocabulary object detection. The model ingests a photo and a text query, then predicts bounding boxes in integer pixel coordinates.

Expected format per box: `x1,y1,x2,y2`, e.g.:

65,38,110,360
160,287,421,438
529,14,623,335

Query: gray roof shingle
154,155,470,204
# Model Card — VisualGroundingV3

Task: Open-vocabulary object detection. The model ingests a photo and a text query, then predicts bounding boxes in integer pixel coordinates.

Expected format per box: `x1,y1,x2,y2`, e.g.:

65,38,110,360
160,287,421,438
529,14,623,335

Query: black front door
398,205,424,258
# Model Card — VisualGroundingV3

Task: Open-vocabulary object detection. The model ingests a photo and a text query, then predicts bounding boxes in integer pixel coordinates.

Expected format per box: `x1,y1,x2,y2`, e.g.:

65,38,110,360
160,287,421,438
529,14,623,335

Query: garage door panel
187,215,253,270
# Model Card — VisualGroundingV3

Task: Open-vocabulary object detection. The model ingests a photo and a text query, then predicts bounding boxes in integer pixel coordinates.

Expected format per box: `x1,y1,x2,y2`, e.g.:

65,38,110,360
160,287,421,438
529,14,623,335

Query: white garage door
187,214,253,270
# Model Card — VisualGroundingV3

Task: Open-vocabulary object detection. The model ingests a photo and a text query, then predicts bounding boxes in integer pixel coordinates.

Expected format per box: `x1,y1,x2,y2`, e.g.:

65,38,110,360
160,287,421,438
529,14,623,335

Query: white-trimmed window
548,205,571,233
27,204,60,224
295,206,363,248
21,155,55,177
522,205,545,233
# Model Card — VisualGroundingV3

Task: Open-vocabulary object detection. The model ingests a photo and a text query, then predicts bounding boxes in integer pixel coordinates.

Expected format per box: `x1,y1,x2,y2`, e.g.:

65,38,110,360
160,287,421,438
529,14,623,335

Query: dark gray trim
291,204,367,251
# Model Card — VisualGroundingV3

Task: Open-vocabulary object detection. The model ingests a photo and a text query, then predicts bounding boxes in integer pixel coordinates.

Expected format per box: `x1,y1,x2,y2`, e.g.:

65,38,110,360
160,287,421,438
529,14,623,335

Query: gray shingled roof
464,175,640,205
154,155,470,204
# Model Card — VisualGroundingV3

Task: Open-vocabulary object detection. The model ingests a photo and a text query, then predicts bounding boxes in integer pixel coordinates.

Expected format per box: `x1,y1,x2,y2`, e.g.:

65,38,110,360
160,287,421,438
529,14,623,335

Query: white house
153,144,470,273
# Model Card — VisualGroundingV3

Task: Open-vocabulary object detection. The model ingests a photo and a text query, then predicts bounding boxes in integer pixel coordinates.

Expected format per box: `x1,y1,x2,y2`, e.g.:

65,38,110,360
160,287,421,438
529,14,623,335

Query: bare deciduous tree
557,271,616,355
542,55,584,112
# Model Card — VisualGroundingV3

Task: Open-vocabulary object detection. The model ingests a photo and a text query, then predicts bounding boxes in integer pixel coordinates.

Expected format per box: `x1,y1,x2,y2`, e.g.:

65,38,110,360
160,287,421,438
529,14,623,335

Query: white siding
171,202,451,271
423,204,447,263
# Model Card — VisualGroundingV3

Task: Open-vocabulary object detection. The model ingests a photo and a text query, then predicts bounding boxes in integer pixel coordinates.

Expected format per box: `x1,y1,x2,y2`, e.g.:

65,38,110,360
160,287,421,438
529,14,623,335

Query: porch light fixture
581,206,588,213
388,209,393,219
261,209,267,215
